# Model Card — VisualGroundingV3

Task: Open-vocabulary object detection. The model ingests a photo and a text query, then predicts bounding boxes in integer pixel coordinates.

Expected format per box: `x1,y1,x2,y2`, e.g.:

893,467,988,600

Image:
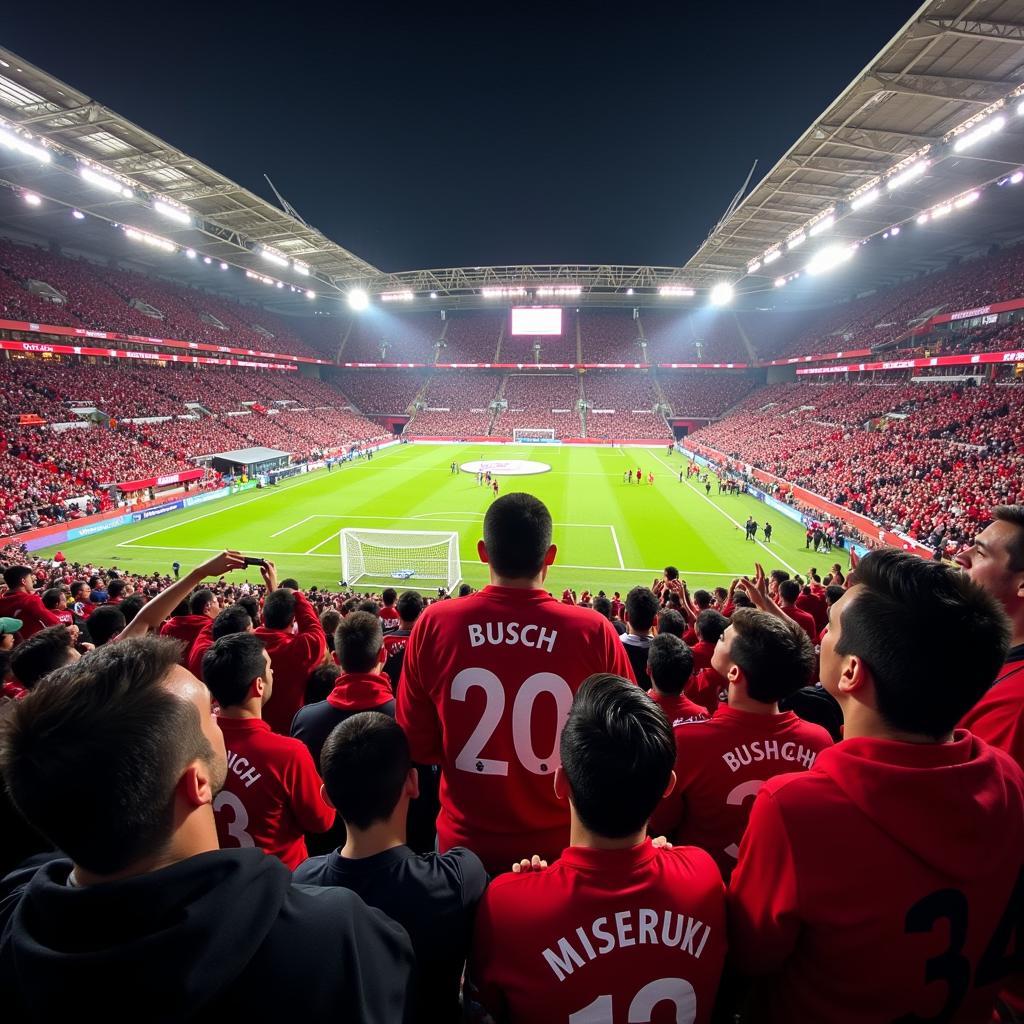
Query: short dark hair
825,585,845,607
647,634,694,695
656,608,686,638
779,579,801,603
729,608,815,703
625,587,659,632
835,549,1009,738
483,493,553,578
70,581,89,600
10,625,75,688
731,591,754,609
692,589,712,610
458,583,473,597
263,589,297,630
238,595,260,627
3,566,32,589
356,600,379,615
663,566,679,581
41,587,63,611
696,608,729,644
560,674,675,838
320,609,342,651
382,588,397,605
87,605,126,647
770,569,790,585
0,637,212,875
307,662,340,704
714,587,729,602
993,505,1024,572
120,594,146,624
279,577,300,591
396,590,424,623
592,595,612,619
320,712,410,828
107,579,127,600
212,603,252,640
202,633,267,708
335,611,383,673
189,588,215,616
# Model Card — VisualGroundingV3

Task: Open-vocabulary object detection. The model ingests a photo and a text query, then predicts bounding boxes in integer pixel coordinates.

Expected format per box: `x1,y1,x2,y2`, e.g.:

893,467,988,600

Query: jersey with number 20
398,585,636,872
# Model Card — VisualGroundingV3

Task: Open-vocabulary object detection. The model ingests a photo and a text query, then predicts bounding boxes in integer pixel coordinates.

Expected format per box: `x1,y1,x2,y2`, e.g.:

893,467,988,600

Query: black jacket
0,849,414,1022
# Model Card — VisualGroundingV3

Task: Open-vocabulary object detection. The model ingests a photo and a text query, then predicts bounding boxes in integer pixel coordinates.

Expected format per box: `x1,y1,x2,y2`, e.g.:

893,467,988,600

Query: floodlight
348,288,370,311
806,245,854,275
185,248,197,258
786,233,806,251
887,160,928,191
72,210,85,220
0,126,50,164
763,249,782,265
23,192,41,206
219,262,228,270
306,290,316,299
953,115,1005,152
808,214,834,237
709,282,734,306
850,188,879,211
80,166,132,198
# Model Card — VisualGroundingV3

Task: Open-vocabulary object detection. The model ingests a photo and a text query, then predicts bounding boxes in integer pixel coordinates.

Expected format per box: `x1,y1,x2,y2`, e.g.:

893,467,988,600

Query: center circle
460,459,551,477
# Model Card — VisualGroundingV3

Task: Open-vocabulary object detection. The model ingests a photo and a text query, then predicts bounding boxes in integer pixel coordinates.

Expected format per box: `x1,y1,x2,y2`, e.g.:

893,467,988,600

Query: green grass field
36,443,846,594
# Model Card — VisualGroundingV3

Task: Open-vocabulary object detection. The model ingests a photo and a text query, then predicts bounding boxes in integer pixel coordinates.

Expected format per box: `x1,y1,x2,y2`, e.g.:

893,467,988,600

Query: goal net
513,427,556,442
341,528,461,593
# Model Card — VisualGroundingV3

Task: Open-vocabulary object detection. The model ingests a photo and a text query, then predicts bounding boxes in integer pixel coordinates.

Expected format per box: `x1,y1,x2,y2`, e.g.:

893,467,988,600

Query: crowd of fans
406,374,501,436
658,370,758,418
0,494,1022,1023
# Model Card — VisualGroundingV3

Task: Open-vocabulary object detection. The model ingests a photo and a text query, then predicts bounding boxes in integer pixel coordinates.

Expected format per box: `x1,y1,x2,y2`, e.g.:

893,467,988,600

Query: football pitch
37,443,844,594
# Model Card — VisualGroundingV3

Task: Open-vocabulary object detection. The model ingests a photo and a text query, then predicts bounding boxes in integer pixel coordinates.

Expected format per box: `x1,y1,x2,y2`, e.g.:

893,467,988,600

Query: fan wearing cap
0,616,23,699
0,567,62,642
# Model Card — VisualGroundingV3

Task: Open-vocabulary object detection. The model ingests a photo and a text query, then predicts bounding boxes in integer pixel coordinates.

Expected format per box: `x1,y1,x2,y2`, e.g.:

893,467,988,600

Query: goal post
513,427,556,443
341,528,461,593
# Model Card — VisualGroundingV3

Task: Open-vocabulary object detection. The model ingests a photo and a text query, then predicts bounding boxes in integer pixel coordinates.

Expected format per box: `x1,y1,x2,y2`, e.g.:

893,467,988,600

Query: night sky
5,1,923,271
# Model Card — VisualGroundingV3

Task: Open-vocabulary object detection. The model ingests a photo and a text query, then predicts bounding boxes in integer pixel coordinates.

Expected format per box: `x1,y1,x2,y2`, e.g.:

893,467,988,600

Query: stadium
1,2,1024,1022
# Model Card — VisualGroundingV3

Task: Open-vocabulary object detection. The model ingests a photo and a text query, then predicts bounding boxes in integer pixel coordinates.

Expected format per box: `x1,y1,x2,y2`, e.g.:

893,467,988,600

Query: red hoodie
159,614,213,664
0,590,60,642
255,592,326,734
728,731,1024,1022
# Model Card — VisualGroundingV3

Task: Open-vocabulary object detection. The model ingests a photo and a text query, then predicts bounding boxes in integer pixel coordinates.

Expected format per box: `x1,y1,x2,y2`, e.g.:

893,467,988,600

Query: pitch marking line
609,526,625,569
649,451,800,576
114,543,745,576
116,445,404,548
270,515,319,538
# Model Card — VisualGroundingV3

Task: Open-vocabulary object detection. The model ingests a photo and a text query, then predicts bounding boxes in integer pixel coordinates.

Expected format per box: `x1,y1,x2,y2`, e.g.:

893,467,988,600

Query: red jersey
0,591,60,642
689,640,715,673
684,667,724,715
781,604,818,642
728,731,1024,1022
397,584,637,872
649,689,709,727
382,629,410,659
186,619,215,682
379,606,401,628
650,707,833,879
795,591,827,633
471,840,726,1024
960,654,1024,767
52,609,74,627
159,614,212,663
214,716,335,869
254,592,327,734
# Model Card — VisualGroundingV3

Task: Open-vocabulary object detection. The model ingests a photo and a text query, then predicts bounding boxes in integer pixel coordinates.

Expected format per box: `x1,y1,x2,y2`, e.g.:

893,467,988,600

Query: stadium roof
209,447,292,464
685,0,1024,296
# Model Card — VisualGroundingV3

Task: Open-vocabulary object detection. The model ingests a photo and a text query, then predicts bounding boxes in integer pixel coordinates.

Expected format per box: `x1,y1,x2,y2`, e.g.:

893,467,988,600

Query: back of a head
696,608,729,644
625,586,659,633
107,580,126,601
212,603,253,640
647,633,694,695
202,633,266,708
238,595,261,628
693,589,712,610
188,588,214,616
41,587,63,611
356,599,380,615
320,711,410,828
458,583,473,598
729,608,815,704
263,588,297,630
335,611,384,673
10,625,75,689
779,579,801,604
834,549,1010,739
0,637,212,875
307,662,341,704
560,674,675,838
3,566,31,590
320,609,343,649
656,608,686,638
396,590,424,624
119,593,146,625
825,585,845,607
279,577,300,591
663,566,679,582
87,605,126,647
382,587,397,606
483,492,553,579
770,570,790,586
592,595,612,620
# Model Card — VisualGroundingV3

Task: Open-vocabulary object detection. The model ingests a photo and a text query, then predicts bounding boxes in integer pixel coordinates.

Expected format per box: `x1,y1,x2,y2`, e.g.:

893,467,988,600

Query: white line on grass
270,515,318,538
609,526,625,569
116,446,404,548
648,451,800,575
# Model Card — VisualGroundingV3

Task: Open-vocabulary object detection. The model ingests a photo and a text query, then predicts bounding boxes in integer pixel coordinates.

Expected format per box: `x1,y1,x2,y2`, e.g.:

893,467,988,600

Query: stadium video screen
510,306,563,336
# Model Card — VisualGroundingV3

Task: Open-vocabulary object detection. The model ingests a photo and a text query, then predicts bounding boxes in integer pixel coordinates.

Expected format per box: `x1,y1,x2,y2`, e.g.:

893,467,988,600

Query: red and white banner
106,468,205,491
795,348,1024,375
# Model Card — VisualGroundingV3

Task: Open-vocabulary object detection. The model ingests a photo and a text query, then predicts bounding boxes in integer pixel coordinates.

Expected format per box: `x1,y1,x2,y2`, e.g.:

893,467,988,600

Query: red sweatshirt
727,731,1024,1022
471,840,726,1024
255,592,327,734
781,604,818,642
186,619,216,681
159,614,213,664
0,590,60,642
214,715,334,869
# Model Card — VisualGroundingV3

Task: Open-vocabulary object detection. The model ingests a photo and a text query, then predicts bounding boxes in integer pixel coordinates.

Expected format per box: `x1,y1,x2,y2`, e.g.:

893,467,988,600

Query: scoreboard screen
510,306,562,336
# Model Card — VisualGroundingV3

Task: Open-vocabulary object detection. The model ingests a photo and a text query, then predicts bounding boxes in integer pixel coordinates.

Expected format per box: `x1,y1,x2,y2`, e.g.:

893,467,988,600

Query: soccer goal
513,427,556,443
340,528,461,593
